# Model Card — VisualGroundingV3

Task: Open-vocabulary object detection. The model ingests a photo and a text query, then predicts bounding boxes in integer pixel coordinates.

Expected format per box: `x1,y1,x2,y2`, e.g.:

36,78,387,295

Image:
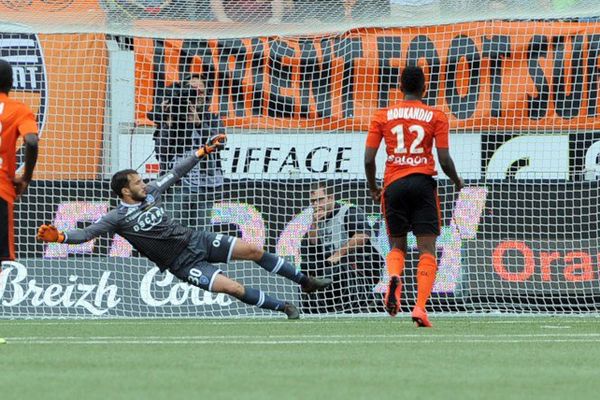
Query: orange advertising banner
135,21,600,131
4,33,107,180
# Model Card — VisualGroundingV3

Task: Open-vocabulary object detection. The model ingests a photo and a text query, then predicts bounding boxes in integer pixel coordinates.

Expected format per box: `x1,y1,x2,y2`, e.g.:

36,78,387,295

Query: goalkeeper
37,134,331,319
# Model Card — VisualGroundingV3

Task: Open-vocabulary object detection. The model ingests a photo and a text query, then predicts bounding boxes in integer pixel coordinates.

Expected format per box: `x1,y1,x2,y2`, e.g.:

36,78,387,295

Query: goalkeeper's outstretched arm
37,216,116,244
152,133,227,194
36,134,227,244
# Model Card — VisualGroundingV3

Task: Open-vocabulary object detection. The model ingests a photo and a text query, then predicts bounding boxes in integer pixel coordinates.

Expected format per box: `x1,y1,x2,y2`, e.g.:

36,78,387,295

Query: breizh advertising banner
0,258,299,317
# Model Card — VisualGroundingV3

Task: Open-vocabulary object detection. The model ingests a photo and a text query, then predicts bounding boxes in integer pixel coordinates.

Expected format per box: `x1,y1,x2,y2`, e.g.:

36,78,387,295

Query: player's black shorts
0,196,15,261
169,230,237,291
383,174,441,237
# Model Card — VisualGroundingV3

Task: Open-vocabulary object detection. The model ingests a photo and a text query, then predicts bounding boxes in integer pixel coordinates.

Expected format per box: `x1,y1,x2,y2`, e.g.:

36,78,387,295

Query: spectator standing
151,75,225,230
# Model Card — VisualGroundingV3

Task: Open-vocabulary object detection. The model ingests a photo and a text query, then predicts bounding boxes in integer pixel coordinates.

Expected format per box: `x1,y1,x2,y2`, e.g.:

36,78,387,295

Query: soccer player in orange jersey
0,59,39,263
364,65,463,327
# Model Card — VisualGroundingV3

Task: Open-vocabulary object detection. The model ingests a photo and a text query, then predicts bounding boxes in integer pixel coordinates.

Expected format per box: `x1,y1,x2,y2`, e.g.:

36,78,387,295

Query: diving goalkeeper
37,134,331,319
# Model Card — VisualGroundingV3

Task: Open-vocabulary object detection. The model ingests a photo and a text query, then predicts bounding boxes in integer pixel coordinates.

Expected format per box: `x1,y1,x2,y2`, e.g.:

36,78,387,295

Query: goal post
1,1,600,317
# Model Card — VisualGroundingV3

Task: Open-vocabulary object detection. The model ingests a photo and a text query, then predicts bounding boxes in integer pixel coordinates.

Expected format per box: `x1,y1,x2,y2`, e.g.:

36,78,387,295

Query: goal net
1,1,600,317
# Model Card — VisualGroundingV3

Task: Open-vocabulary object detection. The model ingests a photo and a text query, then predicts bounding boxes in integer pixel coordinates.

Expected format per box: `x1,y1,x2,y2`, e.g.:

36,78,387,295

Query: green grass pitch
1,317,599,400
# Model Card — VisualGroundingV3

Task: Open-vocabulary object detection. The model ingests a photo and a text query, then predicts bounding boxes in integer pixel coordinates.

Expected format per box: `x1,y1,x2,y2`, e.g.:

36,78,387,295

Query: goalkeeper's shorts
0,196,15,261
171,261,222,291
383,174,441,237
169,231,237,291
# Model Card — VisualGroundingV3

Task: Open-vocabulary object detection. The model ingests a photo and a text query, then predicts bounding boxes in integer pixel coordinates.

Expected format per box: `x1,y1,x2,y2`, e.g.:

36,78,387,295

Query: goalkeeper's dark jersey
62,155,200,270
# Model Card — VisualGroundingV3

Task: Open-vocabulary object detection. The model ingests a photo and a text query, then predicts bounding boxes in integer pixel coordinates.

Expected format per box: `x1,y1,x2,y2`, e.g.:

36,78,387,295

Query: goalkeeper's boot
411,306,432,328
301,277,333,293
384,275,401,317
283,303,300,320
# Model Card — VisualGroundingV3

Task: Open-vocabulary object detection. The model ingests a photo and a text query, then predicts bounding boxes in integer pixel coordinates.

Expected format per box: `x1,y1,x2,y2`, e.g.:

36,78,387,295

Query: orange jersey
0,93,39,202
365,99,449,188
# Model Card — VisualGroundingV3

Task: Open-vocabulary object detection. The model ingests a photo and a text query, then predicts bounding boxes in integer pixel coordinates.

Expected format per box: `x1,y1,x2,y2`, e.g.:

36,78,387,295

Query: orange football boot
411,306,432,327
384,275,402,317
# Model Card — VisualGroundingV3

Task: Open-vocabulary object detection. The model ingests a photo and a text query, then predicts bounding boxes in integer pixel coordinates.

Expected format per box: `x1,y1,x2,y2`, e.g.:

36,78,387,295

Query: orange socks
416,253,438,309
386,248,406,277
387,250,437,309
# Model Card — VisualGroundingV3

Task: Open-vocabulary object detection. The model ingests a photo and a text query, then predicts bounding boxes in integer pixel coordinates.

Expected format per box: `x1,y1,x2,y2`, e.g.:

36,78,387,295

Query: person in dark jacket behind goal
300,181,383,313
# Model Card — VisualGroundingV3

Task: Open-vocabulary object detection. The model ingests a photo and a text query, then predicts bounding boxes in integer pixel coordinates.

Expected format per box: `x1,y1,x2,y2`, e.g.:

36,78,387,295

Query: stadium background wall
6,178,600,315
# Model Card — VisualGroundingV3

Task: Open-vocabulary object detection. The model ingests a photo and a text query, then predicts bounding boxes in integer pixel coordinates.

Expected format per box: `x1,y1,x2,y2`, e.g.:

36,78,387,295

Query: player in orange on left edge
0,58,39,265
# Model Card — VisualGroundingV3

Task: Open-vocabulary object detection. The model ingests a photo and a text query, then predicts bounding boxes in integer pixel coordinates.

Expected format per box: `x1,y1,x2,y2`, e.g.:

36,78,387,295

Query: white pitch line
4,338,600,345
468,320,599,324
0,320,364,326
5,333,600,341
91,333,598,339
1,318,599,327
541,325,572,329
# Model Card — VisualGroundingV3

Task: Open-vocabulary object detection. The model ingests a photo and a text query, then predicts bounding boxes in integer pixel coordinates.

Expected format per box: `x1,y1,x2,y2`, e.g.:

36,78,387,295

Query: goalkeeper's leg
211,274,299,319
171,263,299,319
230,239,332,293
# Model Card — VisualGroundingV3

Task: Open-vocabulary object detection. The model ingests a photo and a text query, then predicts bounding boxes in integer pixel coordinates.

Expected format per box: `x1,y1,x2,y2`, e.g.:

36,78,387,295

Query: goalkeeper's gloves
37,224,65,243
196,133,227,158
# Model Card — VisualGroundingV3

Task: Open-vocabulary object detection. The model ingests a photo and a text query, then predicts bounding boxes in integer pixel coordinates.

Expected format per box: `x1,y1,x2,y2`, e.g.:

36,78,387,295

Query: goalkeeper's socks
386,248,406,277
240,287,285,311
416,253,438,309
257,252,309,286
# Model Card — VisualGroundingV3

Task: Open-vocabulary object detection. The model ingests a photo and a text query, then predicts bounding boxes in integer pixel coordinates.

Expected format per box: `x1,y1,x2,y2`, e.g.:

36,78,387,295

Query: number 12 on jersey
391,123,425,154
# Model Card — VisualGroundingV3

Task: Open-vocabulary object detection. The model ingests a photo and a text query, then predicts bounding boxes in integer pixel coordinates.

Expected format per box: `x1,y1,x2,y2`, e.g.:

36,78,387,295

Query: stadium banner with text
458,180,600,308
0,258,298,317
11,179,488,296
119,131,482,180
121,129,587,182
6,179,600,314
0,32,107,180
135,21,600,131
461,239,600,298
